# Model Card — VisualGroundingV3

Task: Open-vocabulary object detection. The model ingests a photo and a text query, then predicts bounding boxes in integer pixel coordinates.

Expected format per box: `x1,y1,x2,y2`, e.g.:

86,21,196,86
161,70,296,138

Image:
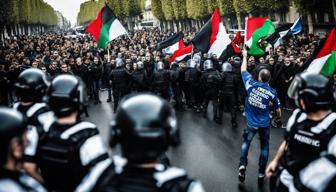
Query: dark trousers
218,93,237,123
92,79,100,101
202,89,219,119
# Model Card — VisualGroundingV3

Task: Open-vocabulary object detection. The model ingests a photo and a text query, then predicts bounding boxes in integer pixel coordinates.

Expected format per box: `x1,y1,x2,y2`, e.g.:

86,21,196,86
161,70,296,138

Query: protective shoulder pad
154,166,187,187
311,112,336,134
60,121,97,139
27,103,47,118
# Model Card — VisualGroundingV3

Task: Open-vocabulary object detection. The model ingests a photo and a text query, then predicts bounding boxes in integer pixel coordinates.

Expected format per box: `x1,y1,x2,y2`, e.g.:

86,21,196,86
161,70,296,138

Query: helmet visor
287,75,302,100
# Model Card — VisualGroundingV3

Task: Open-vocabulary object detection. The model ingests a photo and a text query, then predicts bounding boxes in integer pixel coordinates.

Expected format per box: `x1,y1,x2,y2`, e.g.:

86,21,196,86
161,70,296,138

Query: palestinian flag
221,31,242,61
86,4,128,49
156,32,184,54
265,18,302,48
169,45,192,64
305,27,336,77
245,18,275,55
191,8,231,58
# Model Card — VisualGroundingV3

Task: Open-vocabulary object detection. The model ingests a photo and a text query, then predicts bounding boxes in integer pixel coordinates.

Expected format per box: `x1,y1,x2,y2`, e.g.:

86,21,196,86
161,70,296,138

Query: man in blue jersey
238,49,282,184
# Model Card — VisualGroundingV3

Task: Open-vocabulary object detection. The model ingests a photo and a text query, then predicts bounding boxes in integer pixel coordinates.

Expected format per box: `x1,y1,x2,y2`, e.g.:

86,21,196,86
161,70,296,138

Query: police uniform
88,94,205,192
0,169,46,192
13,102,54,162
218,63,237,126
36,121,110,191
151,68,171,99
90,156,204,192
13,69,54,163
131,68,148,92
184,60,202,110
201,60,222,120
0,107,47,192
110,66,131,112
278,109,336,191
36,74,110,191
292,154,336,192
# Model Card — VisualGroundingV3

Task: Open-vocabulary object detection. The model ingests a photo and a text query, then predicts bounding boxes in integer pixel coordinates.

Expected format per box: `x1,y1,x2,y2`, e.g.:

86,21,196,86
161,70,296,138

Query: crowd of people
0,27,335,192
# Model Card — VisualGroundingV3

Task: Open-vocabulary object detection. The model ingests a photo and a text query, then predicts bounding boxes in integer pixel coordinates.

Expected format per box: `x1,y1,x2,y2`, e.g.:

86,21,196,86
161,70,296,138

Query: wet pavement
85,91,292,192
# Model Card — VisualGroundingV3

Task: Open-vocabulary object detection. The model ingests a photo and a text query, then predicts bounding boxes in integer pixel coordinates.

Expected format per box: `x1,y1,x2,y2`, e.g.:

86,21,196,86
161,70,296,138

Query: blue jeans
239,125,270,173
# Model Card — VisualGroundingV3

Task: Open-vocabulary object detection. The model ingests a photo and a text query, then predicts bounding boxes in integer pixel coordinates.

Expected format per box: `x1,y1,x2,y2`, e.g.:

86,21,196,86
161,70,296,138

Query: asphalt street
85,91,292,192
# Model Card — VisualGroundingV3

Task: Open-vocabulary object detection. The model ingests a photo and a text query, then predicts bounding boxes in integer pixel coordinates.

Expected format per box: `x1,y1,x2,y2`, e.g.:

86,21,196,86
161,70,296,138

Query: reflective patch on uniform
311,113,336,134
26,103,47,118
154,167,187,187
299,157,336,191
328,135,336,156
280,169,294,188
19,174,47,192
24,125,39,156
75,159,112,192
188,181,205,192
113,155,127,174
37,111,55,132
0,179,26,192
286,109,301,132
80,135,108,166
60,122,96,139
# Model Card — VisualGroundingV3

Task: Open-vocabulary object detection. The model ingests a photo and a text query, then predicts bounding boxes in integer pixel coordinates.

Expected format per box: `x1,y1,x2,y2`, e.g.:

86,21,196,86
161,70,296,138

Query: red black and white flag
191,8,231,59
221,31,243,60
156,32,184,54
169,45,193,64
86,4,128,49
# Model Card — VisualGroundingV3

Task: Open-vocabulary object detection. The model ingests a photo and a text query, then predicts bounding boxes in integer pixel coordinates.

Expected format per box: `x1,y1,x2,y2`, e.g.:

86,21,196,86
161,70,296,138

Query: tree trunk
236,12,242,30
307,12,314,34
332,0,336,22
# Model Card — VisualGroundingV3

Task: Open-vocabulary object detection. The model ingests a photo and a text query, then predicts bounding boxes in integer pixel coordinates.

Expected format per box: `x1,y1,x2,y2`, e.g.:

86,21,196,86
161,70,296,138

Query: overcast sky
44,0,88,26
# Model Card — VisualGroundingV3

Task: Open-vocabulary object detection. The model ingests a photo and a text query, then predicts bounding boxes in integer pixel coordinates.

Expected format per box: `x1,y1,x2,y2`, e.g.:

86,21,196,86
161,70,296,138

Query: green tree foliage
233,0,288,15
0,0,58,26
219,0,234,15
161,0,175,20
151,0,165,20
172,0,187,20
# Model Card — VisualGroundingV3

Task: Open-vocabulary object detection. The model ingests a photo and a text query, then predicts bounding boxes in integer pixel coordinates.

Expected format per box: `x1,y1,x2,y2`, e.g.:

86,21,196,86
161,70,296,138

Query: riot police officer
184,59,202,111
35,75,110,192
131,61,148,92
110,58,131,112
0,107,46,192
218,62,237,127
231,56,245,112
201,59,222,121
13,68,53,182
170,62,184,111
266,72,336,192
89,94,205,192
151,61,170,99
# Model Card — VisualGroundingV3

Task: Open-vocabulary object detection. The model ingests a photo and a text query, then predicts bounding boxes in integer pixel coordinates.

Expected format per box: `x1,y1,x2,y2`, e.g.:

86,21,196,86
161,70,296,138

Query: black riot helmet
288,72,333,112
0,107,27,165
204,59,213,70
14,68,49,102
222,62,232,72
109,94,180,164
48,75,83,117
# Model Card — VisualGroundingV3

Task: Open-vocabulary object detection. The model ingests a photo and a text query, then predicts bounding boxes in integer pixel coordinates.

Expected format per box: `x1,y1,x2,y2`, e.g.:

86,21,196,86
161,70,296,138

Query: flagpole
107,46,110,63
244,17,247,45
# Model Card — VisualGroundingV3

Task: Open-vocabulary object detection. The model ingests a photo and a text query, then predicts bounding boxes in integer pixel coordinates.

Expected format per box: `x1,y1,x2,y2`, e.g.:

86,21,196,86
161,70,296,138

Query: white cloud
44,0,88,26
